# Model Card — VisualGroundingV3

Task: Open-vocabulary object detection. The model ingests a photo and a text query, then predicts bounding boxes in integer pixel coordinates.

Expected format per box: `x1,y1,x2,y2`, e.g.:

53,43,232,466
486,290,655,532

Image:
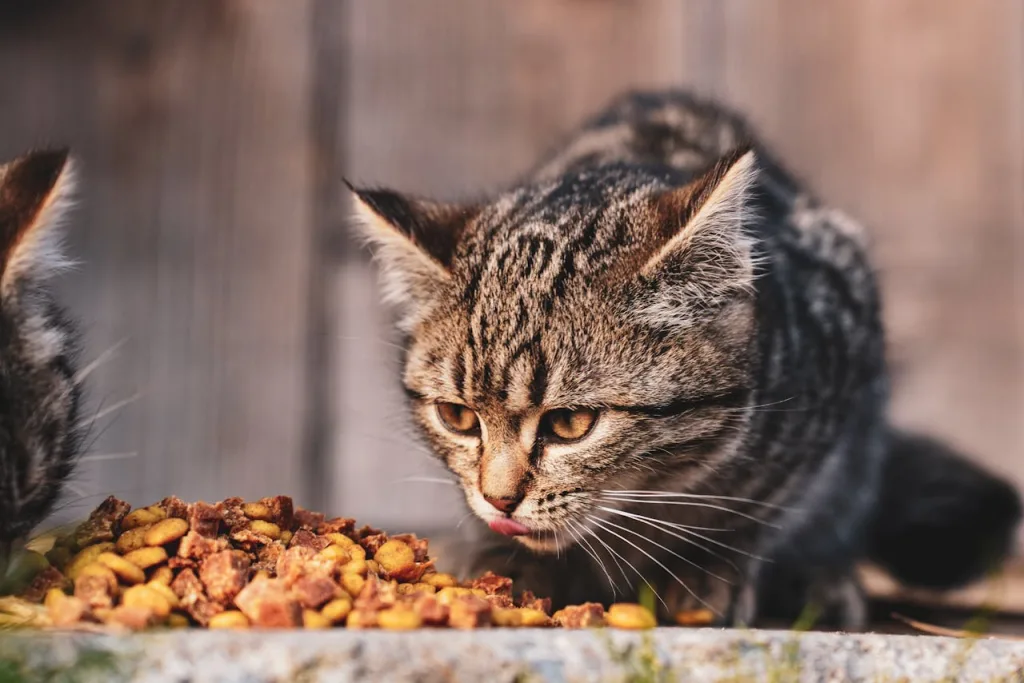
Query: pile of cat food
9,495,676,631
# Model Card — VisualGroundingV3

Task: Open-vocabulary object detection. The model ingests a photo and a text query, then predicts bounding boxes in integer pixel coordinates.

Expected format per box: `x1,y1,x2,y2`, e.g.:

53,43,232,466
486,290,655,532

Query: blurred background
0,1,1020,549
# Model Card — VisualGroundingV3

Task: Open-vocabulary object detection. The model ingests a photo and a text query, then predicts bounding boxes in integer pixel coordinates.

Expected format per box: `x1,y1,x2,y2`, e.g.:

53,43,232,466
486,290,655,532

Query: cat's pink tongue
488,518,531,536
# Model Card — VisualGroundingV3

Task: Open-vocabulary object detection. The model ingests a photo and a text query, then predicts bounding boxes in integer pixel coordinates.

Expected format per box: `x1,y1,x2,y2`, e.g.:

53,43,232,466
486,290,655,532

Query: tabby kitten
0,149,82,559
351,91,1021,627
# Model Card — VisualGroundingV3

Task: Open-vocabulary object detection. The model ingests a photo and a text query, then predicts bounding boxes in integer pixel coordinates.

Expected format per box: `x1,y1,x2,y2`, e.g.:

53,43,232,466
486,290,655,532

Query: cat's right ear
347,182,477,329
0,149,76,298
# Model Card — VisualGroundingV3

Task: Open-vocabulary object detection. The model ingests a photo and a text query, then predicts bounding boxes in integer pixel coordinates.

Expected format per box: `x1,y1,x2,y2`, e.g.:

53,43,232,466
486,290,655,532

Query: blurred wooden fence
0,0,1020,542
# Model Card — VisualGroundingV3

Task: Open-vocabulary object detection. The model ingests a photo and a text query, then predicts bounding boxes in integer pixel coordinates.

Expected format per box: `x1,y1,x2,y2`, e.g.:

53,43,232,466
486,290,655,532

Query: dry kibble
115,527,151,554
345,609,378,629
325,533,354,548
122,584,172,618
209,611,250,630
16,494,619,633
377,607,422,630
97,553,146,585
144,518,189,546
149,566,174,585
167,613,191,628
303,609,332,629
321,598,352,624
341,573,365,598
421,573,457,589
674,609,714,626
146,581,180,609
318,545,349,562
249,520,281,540
121,508,162,531
242,502,273,521
606,603,656,630
64,543,115,580
124,547,168,569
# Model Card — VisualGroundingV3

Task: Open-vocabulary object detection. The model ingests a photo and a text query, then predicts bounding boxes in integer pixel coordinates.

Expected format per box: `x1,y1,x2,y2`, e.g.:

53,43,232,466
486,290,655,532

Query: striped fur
0,149,82,554
354,91,1020,627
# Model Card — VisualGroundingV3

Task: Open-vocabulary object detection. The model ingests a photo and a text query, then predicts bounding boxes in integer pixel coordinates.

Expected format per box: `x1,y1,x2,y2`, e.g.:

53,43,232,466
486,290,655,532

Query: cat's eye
541,408,598,443
436,402,481,436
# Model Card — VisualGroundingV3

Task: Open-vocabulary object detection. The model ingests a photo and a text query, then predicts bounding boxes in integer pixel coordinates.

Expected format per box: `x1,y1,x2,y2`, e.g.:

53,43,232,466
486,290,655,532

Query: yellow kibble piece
145,505,169,520
146,581,180,609
279,530,293,545
377,607,422,631
341,573,365,598
366,560,380,575
242,502,273,521
122,584,171,618
149,566,174,585
492,608,521,627
318,545,349,562
249,520,282,540
144,518,189,546
374,540,415,575
321,598,352,624
123,546,168,569
341,559,367,576
96,553,146,585
303,609,332,629
674,608,714,626
518,608,551,627
77,563,118,594
252,570,271,583
64,543,115,580
325,533,354,548
44,588,67,610
436,587,473,605
115,526,150,554
421,573,457,589
346,545,366,561
121,508,161,530
606,603,656,630
167,613,190,628
345,610,377,629
397,583,434,596
209,610,250,630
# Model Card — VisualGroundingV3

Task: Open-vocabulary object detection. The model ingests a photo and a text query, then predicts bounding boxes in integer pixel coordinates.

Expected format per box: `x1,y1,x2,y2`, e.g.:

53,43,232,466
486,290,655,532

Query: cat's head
0,149,81,549
353,150,760,552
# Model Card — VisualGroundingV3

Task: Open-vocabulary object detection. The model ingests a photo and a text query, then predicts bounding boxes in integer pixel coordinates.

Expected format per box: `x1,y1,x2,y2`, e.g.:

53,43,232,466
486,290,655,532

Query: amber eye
436,402,480,435
541,408,598,443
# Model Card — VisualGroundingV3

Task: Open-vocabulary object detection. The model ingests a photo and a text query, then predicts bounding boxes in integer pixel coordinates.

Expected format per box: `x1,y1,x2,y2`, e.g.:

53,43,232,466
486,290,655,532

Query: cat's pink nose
484,494,522,514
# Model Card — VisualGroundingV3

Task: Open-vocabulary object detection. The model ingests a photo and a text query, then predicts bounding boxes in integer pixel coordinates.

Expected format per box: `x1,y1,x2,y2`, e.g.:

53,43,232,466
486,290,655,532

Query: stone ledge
2,628,1024,682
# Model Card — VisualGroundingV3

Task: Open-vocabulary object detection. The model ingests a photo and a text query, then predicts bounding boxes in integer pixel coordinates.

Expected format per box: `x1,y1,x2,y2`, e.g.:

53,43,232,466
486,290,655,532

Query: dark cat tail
867,429,1022,589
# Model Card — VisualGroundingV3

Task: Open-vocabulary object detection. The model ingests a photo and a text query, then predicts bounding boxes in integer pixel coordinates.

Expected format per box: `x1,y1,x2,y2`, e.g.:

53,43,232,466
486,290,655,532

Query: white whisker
76,393,143,430
588,515,714,614
598,506,739,572
392,476,457,486
599,495,781,528
584,521,664,609
592,513,732,586
602,506,769,563
455,512,475,530
74,338,128,386
566,520,618,597
602,490,791,511
77,452,138,463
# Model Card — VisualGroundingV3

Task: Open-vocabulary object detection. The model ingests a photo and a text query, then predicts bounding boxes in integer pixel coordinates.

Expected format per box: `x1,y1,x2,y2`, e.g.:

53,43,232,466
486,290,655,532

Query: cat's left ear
348,183,478,329
0,148,76,297
634,149,759,330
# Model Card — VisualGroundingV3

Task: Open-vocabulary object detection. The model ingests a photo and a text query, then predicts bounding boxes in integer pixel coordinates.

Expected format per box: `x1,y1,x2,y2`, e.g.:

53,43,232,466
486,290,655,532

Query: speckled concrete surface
2,628,1024,682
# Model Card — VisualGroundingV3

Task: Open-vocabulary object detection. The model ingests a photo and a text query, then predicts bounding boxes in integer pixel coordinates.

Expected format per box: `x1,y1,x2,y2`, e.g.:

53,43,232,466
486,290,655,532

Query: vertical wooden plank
0,0,316,520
